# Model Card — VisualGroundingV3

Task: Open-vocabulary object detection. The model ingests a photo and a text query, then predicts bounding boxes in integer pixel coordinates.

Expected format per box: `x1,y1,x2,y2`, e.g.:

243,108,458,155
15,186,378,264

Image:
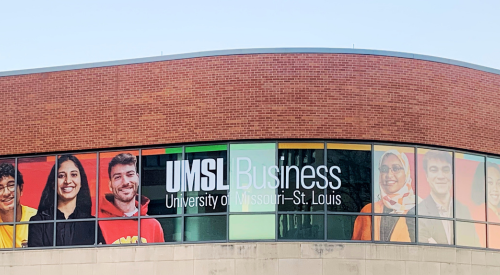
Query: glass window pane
418,218,454,245
14,223,29,248
327,144,371,212
55,220,97,246
98,219,139,245
417,149,454,219
278,214,324,240
486,158,500,223
27,222,55,247
0,159,30,248
19,156,56,247
142,217,181,243
456,221,484,248
277,143,325,212
351,214,372,241
141,148,182,215
184,146,228,214
0,224,14,248
373,146,416,215
229,214,275,240
98,151,140,218
455,154,485,221
0,158,16,225
56,154,97,218
0,159,16,222
373,215,415,243
18,156,55,219
327,214,362,240
184,216,226,242
488,224,500,249
229,143,276,213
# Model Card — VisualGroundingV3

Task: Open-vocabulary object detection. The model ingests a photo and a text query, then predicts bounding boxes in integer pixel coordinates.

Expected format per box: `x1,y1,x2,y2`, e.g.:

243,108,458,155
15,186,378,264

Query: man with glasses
0,163,37,248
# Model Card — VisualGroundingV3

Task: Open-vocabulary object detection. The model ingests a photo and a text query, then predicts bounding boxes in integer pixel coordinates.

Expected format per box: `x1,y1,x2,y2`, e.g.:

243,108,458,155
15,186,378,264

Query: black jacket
28,208,105,247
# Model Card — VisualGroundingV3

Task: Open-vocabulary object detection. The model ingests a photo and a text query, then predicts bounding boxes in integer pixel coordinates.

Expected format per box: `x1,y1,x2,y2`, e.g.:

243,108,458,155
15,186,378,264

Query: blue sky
1,0,499,72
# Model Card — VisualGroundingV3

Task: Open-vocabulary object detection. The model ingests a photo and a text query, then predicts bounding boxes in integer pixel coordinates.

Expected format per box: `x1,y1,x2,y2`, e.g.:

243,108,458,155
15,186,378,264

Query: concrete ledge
1,242,500,275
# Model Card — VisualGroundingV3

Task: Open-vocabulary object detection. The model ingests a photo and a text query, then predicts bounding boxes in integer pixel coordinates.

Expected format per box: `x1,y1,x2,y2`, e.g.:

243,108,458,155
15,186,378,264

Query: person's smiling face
57,160,82,203
379,154,406,194
426,158,452,197
0,176,18,213
109,164,138,203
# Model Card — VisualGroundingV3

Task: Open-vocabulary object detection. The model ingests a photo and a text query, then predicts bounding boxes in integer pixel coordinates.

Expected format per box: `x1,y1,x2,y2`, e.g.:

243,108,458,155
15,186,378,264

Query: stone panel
236,259,278,275
323,259,365,275
280,259,322,275
1,242,500,275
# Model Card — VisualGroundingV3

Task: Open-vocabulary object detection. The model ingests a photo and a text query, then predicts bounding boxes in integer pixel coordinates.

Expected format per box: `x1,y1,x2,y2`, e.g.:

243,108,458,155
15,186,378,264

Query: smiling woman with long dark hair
28,155,104,247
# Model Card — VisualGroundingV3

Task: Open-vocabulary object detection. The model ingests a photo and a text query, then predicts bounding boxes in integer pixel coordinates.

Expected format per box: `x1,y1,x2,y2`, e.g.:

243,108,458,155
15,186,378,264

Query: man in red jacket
99,153,164,244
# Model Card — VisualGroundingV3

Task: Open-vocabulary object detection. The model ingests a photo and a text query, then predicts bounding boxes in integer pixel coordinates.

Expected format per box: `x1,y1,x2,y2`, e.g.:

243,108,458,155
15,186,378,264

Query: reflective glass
488,224,500,249
0,224,14,248
418,217,454,245
184,215,226,241
327,144,371,212
373,215,415,243
18,156,55,218
416,149,453,219
184,146,228,214
0,159,19,249
486,158,500,223
54,220,98,246
229,143,276,213
229,214,275,240
277,144,325,212
18,156,56,247
55,154,97,235
455,221,484,248
373,146,416,215
455,154,485,221
278,214,324,240
142,217,182,243
27,222,55,247
327,214,362,240
14,223,29,248
98,151,140,218
141,148,182,215
98,219,139,245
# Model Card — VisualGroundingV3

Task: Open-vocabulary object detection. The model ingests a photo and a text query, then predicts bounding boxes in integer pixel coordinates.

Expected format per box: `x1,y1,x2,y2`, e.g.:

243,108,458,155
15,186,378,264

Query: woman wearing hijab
28,154,104,247
352,149,416,242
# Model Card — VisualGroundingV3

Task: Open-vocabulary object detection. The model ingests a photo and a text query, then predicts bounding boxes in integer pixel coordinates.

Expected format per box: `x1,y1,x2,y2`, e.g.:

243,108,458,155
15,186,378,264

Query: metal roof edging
0,48,499,77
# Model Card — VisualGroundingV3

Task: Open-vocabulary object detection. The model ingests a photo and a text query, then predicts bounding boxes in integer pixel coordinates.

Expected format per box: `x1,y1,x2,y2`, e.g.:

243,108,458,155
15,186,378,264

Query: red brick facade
1,53,500,156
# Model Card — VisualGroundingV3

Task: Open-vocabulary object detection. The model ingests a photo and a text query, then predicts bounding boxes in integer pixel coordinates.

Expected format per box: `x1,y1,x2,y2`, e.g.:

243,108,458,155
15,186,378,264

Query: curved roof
1,48,499,77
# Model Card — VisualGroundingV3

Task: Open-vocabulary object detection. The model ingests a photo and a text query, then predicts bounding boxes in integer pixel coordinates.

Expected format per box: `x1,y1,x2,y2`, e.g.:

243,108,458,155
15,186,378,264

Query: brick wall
1,53,499,156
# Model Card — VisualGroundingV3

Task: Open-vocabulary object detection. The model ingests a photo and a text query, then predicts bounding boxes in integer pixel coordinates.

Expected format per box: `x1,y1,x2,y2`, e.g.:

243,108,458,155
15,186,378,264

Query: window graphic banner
165,143,343,212
1,141,499,250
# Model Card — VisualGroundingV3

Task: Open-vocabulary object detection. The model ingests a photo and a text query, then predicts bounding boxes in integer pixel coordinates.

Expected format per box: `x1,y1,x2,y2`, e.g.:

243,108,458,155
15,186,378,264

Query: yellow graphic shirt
0,205,37,248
